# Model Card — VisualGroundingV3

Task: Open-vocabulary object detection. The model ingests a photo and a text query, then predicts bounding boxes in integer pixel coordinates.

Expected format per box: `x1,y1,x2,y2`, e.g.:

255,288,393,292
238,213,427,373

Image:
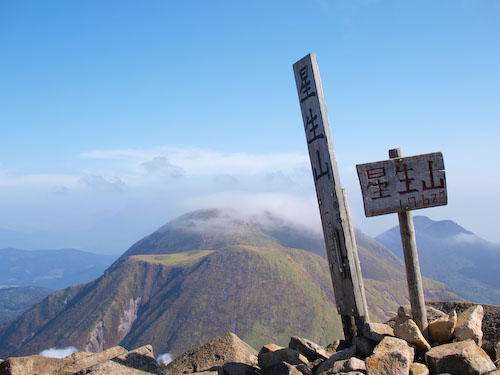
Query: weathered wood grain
356,152,447,217
293,53,368,338
390,148,429,339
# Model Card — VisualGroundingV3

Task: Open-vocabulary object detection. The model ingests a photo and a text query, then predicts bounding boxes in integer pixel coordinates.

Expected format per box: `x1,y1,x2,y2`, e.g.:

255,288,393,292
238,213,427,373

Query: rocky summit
1,302,498,375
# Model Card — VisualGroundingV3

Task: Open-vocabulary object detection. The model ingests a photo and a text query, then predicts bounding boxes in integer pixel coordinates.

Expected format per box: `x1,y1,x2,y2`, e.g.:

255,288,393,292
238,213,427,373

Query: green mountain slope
119,209,281,260
0,245,342,358
0,209,460,358
0,286,53,324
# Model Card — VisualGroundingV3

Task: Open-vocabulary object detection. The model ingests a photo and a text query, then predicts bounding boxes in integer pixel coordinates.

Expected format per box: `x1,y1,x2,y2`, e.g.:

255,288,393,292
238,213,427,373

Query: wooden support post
293,53,369,341
389,148,429,339
342,188,370,331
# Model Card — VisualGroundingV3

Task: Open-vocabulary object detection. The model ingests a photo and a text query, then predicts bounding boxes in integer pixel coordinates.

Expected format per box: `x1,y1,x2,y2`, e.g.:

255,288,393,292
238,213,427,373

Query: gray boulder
363,322,394,342
314,345,356,375
258,348,308,370
58,345,129,374
454,305,484,346
288,336,328,362
0,355,67,375
393,315,430,352
428,310,456,345
163,333,257,375
317,357,366,374
365,336,415,375
425,339,496,375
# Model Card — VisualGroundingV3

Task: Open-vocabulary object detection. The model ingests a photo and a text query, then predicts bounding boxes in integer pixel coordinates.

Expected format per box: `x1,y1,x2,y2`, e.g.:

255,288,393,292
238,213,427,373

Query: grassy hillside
0,287,53,324
0,246,342,358
0,209,461,359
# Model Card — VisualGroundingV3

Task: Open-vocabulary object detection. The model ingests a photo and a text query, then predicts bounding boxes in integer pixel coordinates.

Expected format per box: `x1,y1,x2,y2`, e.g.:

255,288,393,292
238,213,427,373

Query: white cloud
140,157,185,177
80,146,308,178
39,346,78,358
183,191,322,233
157,352,173,365
79,174,125,192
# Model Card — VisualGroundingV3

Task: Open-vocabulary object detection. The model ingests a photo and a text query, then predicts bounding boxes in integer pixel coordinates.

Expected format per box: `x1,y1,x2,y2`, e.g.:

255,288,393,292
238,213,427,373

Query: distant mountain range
0,248,116,290
376,215,500,305
0,248,116,324
0,209,459,359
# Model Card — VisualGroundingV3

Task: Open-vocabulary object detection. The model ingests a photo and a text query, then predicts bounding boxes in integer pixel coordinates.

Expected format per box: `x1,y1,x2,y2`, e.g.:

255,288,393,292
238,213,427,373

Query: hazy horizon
1,1,499,254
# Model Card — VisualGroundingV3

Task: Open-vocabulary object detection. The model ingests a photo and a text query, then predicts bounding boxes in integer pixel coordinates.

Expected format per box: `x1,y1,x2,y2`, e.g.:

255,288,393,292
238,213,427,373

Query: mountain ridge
0,209,460,359
376,215,500,305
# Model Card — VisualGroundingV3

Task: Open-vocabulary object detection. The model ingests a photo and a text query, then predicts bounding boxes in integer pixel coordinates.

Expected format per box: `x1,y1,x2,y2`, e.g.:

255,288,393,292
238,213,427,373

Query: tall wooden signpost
357,148,447,337
293,53,369,341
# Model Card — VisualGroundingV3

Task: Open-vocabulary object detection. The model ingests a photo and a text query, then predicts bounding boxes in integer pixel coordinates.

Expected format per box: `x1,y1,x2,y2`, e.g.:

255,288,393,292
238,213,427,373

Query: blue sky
1,0,499,253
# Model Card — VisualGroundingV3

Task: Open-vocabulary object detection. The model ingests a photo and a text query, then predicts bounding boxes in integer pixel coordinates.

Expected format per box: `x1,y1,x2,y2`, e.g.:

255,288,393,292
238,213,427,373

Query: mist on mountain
376,215,500,305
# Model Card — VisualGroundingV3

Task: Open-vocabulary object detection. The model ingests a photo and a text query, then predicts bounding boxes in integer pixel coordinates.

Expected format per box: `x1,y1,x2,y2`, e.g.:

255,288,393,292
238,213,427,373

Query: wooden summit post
356,148,448,338
293,53,369,341
390,148,428,338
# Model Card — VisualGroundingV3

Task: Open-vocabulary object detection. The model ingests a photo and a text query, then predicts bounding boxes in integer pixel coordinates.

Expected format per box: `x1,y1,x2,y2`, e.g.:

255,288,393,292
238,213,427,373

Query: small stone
314,345,356,375
454,305,484,346
393,315,431,352
323,357,366,374
258,348,308,370
365,336,415,375
410,362,429,375
425,339,496,375
363,322,394,342
428,310,457,344
288,336,328,361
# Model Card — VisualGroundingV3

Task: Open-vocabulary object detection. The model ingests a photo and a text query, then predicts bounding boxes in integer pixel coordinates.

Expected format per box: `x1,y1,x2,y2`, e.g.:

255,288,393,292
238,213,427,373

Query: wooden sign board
356,152,447,217
293,53,368,331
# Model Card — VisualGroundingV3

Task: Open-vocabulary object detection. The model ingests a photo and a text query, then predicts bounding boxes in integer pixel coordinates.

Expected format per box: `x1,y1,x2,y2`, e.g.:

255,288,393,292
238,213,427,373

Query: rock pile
160,304,499,375
0,344,164,375
0,303,498,375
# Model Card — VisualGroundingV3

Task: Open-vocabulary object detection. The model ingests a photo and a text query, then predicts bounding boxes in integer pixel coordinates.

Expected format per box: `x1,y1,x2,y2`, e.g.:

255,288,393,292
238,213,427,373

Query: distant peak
412,215,435,229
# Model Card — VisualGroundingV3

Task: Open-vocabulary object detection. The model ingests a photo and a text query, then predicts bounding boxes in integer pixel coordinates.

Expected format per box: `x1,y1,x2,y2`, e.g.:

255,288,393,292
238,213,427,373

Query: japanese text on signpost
293,53,368,332
356,152,447,217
